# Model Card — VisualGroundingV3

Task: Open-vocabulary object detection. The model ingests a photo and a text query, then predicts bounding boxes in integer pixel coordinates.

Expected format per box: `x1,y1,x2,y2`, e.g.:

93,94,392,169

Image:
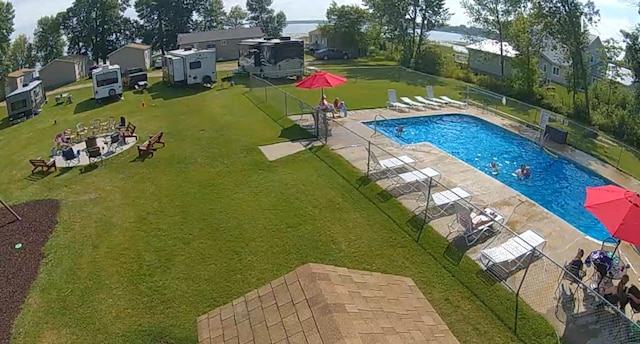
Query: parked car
123,67,148,89
314,48,349,60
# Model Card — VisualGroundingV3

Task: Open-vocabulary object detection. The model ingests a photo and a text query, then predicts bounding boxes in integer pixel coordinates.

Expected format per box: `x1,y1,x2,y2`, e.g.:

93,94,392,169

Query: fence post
514,249,537,335
417,182,432,242
366,141,371,176
264,85,267,102
284,93,288,116
617,146,624,168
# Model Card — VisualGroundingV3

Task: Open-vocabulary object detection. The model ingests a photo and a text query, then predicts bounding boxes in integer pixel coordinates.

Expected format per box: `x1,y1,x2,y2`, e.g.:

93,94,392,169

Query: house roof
606,64,634,87
7,68,35,78
197,263,460,344
466,39,517,57
541,34,601,67
108,43,151,57
178,27,263,46
41,55,89,71
309,28,321,35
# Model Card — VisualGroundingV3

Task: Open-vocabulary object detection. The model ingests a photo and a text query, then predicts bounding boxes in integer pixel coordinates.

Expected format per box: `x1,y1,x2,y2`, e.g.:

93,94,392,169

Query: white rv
162,48,217,86
92,65,123,103
237,37,304,79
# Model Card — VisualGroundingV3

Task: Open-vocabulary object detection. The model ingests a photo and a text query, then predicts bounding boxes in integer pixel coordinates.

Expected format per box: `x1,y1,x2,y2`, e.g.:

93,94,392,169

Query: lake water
283,24,471,44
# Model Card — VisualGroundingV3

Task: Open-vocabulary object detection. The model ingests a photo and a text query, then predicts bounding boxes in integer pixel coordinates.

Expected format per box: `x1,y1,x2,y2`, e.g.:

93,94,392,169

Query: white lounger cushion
389,101,409,108
482,229,546,264
398,167,440,183
440,96,466,106
431,187,471,207
400,97,424,107
414,96,441,107
379,155,415,169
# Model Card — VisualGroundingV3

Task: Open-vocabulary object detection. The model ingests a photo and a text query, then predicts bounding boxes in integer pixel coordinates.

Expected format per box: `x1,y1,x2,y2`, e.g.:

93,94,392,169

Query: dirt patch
0,199,60,344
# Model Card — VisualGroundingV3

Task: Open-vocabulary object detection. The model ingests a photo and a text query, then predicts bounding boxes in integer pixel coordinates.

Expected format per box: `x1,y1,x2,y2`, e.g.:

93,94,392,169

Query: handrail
372,113,390,136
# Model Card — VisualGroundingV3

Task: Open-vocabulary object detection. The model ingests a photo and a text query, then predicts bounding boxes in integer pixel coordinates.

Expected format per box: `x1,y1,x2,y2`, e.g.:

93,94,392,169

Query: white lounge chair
440,96,468,109
413,96,441,109
387,89,410,112
390,167,441,193
400,97,428,110
480,229,546,277
414,186,472,217
425,86,448,105
448,203,504,246
367,147,415,179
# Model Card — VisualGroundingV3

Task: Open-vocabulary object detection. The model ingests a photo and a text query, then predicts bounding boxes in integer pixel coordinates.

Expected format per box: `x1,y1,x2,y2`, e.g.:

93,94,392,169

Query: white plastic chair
386,89,410,112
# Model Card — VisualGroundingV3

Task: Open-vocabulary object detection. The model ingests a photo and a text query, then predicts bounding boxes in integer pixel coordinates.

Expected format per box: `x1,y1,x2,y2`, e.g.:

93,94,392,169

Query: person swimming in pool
489,161,500,174
515,164,531,179
395,125,404,136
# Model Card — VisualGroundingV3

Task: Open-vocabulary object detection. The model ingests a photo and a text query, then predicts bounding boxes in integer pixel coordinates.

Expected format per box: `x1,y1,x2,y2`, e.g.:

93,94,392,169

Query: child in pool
515,164,531,179
489,161,500,174
395,125,404,136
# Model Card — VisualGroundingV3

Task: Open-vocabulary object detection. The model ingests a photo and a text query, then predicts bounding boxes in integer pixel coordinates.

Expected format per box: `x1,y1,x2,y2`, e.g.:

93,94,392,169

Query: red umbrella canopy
296,71,347,89
584,185,640,246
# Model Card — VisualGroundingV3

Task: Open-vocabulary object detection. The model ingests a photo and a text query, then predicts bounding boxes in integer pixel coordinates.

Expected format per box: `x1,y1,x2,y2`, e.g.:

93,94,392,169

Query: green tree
61,0,131,62
34,15,65,65
537,0,599,120
246,0,286,37
507,13,544,98
461,0,526,78
135,0,203,53
226,5,247,29
8,35,37,70
198,0,226,31
0,0,15,98
320,1,369,56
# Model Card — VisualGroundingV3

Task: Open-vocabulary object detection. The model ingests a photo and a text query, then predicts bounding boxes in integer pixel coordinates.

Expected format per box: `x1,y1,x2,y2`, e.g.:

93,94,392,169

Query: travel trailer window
274,42,303,61
95,71,119,87
261,45,275,64
10,99,27,112
189,61,201,70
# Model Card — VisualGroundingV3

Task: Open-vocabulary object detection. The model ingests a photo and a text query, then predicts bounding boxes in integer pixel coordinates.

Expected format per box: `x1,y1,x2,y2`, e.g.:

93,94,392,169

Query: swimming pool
366,114,612,241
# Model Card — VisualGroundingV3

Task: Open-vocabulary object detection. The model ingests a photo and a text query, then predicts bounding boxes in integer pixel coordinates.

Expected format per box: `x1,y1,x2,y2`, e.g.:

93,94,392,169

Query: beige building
5,68,35,95
39,55,91,90
177,27,263,61
107,43,152,72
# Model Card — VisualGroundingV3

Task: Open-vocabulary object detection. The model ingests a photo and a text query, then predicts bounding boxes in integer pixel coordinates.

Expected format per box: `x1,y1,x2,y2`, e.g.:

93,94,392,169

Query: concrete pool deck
289,105,640,340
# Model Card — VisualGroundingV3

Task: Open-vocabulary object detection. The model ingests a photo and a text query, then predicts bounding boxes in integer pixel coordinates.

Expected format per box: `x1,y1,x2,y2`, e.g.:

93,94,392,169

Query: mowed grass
2,77,555,343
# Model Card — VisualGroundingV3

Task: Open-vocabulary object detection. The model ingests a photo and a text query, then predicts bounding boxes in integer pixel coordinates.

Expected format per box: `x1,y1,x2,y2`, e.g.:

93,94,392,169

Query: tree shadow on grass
0,116,10,131
73,98,103,114
147,82,212,101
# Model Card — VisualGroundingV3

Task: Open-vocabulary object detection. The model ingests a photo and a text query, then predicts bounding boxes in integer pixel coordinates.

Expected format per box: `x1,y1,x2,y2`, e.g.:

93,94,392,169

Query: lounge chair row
386,86,468,112
367,148,547,272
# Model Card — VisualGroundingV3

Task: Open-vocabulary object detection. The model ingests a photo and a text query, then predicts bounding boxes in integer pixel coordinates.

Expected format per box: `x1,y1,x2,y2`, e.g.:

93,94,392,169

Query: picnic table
55,93,72,105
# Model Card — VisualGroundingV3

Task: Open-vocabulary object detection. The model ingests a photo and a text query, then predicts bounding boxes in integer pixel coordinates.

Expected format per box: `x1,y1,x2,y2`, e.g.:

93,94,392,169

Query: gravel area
0,199,59,344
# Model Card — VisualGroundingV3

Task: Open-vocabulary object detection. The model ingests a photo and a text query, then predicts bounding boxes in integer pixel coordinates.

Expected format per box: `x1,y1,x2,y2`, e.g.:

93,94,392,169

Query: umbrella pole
597,240,622,289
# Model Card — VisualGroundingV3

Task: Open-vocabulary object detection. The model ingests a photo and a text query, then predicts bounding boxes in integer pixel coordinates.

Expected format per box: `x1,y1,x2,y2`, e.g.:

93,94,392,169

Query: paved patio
53,134,137,167
289,105,640,342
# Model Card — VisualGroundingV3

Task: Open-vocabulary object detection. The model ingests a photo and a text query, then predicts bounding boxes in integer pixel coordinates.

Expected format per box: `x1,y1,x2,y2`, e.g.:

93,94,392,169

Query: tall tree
364,0,449,65
198,0,226,31
507,11,544,98
226,5,248,29
246,0,286,37
8,35,37,70
61,0,131,62
320,2,369,56
537,0,599,120
34,15,65,65
462,0,525,77
135,0,203,53
0,0,14,98
622,28,640,114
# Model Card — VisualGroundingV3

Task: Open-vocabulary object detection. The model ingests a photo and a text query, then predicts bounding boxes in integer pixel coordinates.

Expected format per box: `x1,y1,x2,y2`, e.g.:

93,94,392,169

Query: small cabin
6,80,46,124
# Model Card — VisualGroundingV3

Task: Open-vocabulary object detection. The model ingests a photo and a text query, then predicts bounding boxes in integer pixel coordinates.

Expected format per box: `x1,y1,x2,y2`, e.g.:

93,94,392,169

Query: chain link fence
464,85,640,180
246,64,640,342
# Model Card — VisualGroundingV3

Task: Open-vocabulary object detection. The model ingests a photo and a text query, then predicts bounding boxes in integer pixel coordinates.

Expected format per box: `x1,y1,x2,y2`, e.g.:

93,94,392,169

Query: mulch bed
0,199,59,344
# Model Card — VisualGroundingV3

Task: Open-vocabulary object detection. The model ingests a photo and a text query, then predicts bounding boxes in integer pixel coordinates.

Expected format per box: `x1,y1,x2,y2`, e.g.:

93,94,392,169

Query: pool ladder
539,133,550,148
372,113,390,136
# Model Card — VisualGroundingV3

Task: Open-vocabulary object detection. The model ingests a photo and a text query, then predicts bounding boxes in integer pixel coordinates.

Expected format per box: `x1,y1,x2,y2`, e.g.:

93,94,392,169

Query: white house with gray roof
177,27,264,61
465,34,629,88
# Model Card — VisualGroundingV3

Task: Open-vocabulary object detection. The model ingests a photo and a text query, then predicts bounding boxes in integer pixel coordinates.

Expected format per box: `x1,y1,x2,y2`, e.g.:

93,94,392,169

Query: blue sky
7,0,639,42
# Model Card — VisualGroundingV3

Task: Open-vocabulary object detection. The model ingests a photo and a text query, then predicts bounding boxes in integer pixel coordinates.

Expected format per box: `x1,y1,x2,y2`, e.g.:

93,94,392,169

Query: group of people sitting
318,95,347,118
567,249,640,313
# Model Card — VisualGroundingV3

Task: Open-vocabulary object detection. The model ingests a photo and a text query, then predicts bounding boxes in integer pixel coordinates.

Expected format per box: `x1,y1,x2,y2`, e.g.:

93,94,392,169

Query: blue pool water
367,114,612,241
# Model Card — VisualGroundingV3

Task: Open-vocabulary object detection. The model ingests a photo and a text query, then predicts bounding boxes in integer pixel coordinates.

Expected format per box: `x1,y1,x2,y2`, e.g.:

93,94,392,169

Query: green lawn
2,77,557,343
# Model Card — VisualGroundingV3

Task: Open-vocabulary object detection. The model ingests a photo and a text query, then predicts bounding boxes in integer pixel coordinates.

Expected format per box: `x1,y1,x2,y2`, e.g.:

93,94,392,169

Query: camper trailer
237,37,304,79
5,80,46,124
162,48,217,86
92,64,123,103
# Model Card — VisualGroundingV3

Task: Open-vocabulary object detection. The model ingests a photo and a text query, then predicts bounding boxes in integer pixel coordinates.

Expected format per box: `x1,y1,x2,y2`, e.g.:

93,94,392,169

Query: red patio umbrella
584,185,640,247
296,71,347,90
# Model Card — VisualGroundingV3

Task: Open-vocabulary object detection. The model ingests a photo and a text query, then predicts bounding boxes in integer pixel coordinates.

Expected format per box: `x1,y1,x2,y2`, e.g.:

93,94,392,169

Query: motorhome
92,64,123,103
162,48,217,86
237,37,304,79
5,80,46,124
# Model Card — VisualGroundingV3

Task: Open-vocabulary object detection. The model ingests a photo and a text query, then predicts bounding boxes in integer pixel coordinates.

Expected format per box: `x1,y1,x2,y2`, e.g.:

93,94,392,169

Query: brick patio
196,263,460,344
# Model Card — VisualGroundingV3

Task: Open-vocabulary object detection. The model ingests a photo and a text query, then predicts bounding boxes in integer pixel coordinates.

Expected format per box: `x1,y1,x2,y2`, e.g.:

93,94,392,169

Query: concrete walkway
288,105,640,341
